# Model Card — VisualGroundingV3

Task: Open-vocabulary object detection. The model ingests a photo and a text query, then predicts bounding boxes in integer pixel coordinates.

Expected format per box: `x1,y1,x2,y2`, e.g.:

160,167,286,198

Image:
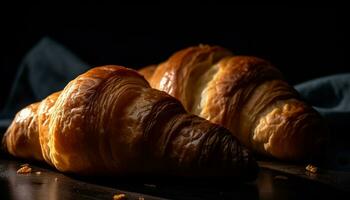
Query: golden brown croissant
139,45,328,161
2,65,257,179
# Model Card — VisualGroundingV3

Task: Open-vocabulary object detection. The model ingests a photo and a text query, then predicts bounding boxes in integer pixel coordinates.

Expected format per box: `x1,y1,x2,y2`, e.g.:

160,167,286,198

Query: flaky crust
2,65,257,179
142,45,328,161
138,64,157,82
150,45,232,111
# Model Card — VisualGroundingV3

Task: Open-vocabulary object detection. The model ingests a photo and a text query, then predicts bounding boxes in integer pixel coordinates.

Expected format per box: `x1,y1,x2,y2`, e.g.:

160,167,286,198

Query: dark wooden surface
259,161,350,192
1,156,349,200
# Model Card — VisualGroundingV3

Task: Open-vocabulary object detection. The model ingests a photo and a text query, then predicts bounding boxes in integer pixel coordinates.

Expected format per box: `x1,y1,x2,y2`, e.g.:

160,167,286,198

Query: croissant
2,65,257,179
139,45,328,161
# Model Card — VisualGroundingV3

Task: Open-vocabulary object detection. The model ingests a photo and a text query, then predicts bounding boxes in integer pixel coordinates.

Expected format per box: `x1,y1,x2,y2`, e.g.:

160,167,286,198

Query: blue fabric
1,37,89,119
295,74,350,170
295,74,350,116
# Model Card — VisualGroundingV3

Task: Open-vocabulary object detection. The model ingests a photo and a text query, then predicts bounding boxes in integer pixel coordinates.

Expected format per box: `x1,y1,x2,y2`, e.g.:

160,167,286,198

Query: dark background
0,6,346,110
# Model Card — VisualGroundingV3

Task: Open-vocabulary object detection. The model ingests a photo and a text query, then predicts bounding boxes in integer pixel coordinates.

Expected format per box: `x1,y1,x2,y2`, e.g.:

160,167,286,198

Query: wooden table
1,156,349,200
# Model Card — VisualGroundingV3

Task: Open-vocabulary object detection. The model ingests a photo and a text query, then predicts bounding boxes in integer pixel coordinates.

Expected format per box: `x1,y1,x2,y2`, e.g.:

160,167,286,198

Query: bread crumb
306,164,318,173
35,171,42,175
274,175,288,180
54,177,58,181
17,166,32,174
113,194,127,200
138,197,145,200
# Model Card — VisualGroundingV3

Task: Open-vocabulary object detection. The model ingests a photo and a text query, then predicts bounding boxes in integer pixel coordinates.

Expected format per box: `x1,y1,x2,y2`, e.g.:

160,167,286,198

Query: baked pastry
2,65,257,179
139,45,328,161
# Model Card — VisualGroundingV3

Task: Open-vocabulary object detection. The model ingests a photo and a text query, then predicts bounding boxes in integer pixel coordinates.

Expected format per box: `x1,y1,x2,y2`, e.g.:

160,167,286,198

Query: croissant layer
139,45,328,160
2,65,257,179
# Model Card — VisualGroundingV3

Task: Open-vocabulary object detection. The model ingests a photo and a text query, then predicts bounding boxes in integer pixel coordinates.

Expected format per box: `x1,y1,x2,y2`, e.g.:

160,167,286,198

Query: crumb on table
17,166,32,174
35,171,42,175
113,193,127,200
305,164,318,173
